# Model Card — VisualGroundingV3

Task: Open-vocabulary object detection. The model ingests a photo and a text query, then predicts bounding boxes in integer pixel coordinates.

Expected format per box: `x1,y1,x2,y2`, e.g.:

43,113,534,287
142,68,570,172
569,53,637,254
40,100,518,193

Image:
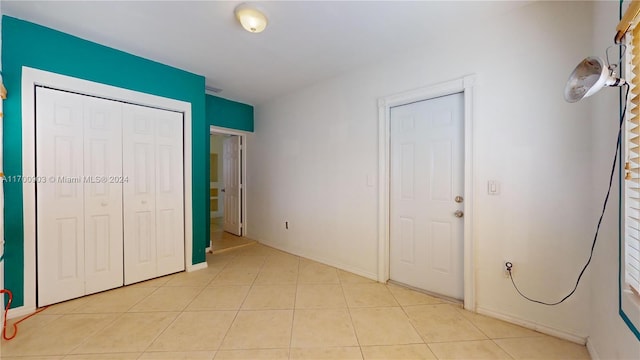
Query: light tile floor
210,218,256,253
1,243,591,360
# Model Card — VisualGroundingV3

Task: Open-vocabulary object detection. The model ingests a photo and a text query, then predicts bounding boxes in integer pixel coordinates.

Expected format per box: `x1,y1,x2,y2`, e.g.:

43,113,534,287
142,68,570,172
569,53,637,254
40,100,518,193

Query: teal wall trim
206,94,254,132
1,16,209,308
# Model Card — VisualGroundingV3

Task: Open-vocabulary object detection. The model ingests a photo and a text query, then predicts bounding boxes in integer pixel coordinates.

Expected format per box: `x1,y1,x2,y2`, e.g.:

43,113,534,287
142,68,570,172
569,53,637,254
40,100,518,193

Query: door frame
210,126,248,237
377,75,476,311
18,67,194,317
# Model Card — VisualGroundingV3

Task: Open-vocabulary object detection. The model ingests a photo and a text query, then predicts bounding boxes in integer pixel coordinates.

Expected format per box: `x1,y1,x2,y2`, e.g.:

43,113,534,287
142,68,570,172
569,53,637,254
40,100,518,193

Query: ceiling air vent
205,85,223,94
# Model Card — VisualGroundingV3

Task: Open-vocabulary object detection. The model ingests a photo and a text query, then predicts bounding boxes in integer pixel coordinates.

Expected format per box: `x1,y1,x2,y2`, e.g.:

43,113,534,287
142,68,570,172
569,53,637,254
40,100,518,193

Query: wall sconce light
234,3,268,33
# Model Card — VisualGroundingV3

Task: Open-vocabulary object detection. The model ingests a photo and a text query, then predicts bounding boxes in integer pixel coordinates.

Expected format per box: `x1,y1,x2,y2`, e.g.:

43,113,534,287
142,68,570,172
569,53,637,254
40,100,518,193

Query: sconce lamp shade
235,3,268,33
564,57,626,102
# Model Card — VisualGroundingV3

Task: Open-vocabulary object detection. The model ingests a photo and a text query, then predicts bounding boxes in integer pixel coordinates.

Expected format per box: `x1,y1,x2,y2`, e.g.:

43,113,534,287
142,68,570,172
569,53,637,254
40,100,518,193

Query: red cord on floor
1,289,48,341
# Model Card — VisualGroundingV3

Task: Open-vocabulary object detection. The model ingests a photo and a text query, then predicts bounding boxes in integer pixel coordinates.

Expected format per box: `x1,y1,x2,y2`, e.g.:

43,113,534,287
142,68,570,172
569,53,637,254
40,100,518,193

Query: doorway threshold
210,232,257,254
211,240,256,255
387,279,463,306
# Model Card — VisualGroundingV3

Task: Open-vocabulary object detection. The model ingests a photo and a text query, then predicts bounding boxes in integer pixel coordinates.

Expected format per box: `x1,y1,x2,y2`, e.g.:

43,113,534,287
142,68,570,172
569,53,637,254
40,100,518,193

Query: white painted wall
588,1,640,359
249,1,597,338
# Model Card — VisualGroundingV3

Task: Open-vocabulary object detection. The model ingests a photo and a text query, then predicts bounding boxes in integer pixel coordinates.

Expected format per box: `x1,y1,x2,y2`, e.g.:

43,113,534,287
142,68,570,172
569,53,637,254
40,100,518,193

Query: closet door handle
141,200,147,205
101,201,108,207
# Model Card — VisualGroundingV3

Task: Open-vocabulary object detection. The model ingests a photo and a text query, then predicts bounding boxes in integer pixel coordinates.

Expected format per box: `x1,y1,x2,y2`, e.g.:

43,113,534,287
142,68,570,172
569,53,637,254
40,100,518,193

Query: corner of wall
0,0,4,298
588,1,640,359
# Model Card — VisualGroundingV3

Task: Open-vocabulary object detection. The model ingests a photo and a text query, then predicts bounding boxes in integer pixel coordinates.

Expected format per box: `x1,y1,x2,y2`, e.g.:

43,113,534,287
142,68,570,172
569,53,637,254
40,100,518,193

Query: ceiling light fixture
234,3,268,33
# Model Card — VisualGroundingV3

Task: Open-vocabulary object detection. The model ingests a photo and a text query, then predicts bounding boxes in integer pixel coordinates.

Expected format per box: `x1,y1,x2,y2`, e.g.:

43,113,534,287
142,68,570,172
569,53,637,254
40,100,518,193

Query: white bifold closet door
123,104,185,285
36,87,123,306
36,87,185,305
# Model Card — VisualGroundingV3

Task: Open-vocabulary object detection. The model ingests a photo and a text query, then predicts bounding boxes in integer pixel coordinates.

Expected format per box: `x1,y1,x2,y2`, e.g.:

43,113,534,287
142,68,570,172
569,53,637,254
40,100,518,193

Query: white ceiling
2,1,530,105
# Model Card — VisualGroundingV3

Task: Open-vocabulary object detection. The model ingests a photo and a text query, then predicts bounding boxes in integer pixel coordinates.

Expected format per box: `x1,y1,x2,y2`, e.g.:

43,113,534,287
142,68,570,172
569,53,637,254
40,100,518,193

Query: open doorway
209,127,252,252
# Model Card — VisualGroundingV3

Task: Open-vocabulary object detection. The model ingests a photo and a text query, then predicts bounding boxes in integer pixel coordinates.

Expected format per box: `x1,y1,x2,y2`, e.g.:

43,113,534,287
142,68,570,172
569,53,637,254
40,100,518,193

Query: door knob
455,196,464,203
141,200,147,204
454,210,464,218
101,201,108,207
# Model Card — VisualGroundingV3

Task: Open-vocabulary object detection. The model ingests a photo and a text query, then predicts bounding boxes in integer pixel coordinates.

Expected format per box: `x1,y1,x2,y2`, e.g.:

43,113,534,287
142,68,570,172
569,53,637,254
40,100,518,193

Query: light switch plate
367,174,375,187
488,180,500,195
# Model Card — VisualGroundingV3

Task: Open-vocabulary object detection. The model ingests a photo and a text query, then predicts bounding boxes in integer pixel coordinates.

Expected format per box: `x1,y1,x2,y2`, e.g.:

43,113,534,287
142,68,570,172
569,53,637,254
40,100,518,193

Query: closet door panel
83,97,124,295
155,111,185,276
123,104,158,285
36,87,86,306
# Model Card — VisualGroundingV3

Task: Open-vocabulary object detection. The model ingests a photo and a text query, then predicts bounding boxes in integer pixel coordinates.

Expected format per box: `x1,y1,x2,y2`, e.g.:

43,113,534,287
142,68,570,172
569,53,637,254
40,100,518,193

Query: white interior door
36,87,86,306
83,96,124,295
154,109,185,277
123,103,184,284
36,88,125,305
389,92,464,299
223,136,242,236
123,104,158,284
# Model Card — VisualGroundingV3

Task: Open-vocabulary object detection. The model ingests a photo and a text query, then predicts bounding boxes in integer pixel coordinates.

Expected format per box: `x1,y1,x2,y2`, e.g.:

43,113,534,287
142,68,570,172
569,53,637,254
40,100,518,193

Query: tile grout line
395,294,439,358
216,247,266,353
338,270,366,360
287,255,301,360
235,250,265,310
22,277,166,357
384,284,471,355
491,338,519,360
122,280,166,314
63,310,128,357
449,306,492,342
138,255,234,356
201,249,244,355
178,266,224,311
449,307,517,360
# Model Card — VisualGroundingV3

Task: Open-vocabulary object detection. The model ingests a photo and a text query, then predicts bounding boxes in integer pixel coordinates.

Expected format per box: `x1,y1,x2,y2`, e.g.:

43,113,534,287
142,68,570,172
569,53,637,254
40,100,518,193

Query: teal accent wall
1,16,210,308
206,94,254,132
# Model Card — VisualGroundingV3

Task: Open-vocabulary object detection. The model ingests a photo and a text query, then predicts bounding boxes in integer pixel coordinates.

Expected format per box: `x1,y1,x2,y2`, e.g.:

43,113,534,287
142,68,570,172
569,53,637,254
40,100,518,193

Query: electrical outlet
504,261,513,278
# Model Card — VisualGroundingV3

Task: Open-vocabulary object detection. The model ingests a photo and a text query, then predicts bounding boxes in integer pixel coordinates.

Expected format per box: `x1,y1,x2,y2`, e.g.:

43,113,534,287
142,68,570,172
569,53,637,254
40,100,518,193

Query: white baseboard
476,306,587,345
586,337,600,360
7,305,37,320
258,239,378,281
187,261,208,272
